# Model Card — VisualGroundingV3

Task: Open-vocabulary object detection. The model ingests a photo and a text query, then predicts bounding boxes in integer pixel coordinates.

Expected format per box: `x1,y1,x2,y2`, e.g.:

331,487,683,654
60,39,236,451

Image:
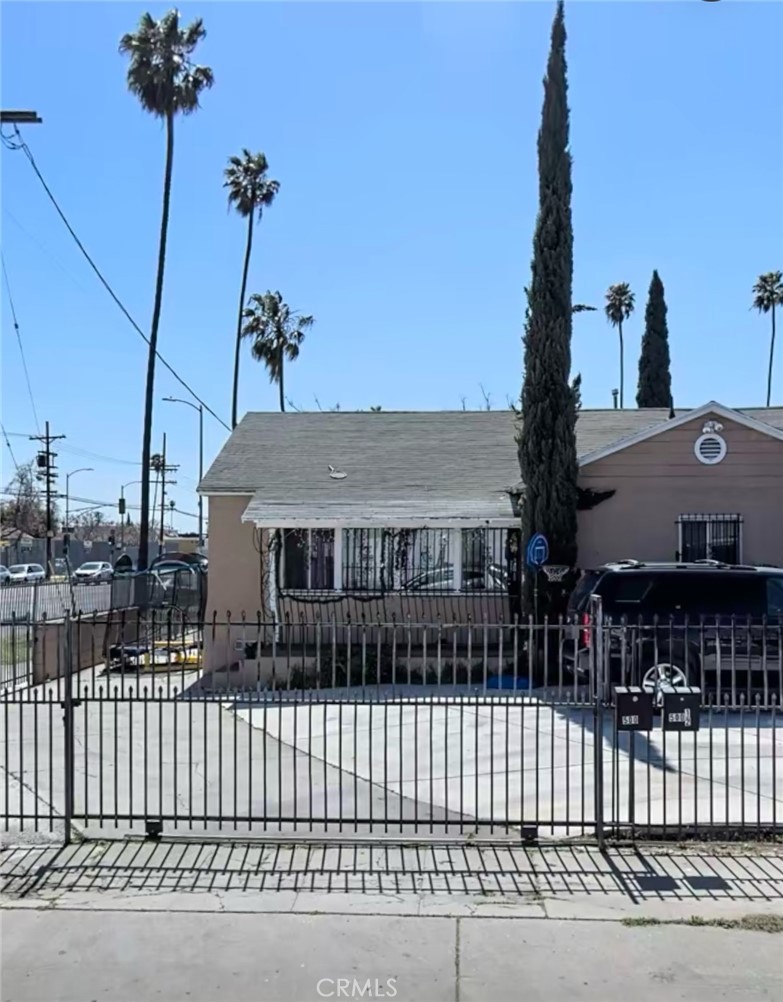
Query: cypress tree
636,270,672,408
516,1,579,618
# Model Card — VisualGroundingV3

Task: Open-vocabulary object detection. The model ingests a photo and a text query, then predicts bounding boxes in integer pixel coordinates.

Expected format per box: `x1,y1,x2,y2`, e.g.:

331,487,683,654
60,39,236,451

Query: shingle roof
200,406,783,517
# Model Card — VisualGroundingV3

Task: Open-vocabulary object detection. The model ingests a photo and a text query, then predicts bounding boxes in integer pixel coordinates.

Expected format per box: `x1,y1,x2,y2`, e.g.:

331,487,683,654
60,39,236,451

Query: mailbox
614,686,654,731
662,688,701,732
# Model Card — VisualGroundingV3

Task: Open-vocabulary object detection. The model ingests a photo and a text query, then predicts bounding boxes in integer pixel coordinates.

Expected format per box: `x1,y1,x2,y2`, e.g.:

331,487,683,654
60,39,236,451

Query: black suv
567,560,783,700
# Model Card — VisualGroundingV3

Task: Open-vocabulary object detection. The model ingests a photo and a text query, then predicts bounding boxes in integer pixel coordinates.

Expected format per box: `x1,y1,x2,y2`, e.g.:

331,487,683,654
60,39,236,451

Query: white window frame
275,526,513,593
676,513,743,563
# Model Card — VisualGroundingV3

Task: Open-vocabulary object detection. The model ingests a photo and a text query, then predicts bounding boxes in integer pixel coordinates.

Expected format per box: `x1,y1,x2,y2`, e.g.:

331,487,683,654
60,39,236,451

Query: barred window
677,514,743,564
342,529,453,592
281,529,335,590
461,528,512,592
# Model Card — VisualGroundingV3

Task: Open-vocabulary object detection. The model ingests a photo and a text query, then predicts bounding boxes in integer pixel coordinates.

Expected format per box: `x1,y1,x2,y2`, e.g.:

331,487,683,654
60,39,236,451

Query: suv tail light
580,612,591,648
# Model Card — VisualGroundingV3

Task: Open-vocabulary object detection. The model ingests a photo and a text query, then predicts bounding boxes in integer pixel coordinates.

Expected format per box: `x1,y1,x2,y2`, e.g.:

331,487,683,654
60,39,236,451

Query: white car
7,563,46,584
0,566,11,586
72,561,113,585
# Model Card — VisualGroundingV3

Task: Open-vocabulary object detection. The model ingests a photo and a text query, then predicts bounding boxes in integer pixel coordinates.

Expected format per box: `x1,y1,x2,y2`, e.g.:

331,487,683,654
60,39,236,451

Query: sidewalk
2,840,783,1001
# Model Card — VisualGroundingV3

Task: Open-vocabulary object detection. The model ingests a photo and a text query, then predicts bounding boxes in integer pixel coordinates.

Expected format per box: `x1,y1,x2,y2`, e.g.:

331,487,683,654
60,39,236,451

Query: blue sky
2,1,781,529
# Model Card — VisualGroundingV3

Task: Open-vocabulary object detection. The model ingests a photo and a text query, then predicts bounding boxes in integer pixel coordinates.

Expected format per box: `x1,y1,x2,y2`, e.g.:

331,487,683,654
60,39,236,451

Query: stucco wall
203,495,262,671
577,414,783,568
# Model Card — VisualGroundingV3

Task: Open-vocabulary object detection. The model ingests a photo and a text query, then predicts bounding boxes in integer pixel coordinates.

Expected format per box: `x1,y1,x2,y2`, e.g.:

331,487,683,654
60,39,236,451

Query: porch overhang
240,492,520,529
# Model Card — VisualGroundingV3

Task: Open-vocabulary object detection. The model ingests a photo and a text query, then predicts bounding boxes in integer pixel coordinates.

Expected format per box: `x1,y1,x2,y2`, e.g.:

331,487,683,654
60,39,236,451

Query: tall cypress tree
637,270,672,408
517,1,579,617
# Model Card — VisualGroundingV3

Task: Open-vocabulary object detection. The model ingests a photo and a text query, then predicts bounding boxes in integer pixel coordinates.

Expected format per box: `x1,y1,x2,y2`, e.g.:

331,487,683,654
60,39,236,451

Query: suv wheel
640,661,689,707
638,641,696,707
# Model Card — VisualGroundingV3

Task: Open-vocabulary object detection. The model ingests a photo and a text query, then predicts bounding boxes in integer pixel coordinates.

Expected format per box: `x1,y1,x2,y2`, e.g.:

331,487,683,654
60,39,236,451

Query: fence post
62,610,75,846
591,595,606,850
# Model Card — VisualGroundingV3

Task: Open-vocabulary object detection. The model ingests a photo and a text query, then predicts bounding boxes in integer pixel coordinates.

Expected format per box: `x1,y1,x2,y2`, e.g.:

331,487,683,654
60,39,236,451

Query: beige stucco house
198,401,783,672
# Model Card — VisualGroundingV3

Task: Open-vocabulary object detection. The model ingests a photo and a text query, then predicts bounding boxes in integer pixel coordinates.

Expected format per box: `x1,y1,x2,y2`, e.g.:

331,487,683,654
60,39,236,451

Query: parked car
0,566,10,587
566,560,783,700
402,562,509,591
72,561,113,585
51,558,69,582
7,563,46,584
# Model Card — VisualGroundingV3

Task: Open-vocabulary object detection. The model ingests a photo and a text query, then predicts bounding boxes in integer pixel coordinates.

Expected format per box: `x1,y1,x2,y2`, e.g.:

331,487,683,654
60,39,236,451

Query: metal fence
0,581,112,624
1,610,781,844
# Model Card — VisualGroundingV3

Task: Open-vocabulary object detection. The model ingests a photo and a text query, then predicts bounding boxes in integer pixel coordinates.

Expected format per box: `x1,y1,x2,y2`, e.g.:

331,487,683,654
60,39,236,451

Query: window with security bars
461,528,516,591
342,529,453,592
676,514,743,564
281,529,335,589
279,527,517,593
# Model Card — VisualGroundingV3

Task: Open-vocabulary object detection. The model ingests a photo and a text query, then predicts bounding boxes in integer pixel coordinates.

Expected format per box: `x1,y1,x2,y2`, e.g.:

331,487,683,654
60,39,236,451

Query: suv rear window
766,576,783,617
567,571,603,614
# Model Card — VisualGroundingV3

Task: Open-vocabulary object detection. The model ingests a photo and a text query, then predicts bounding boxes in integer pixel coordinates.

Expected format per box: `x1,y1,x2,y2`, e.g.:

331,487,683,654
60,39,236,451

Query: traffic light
108,533,116,547
118,497,126,515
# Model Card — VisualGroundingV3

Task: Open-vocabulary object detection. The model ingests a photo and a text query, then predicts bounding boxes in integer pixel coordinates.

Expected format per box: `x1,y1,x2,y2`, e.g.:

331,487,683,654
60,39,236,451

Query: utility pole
151,434,178,559
30,421,65,578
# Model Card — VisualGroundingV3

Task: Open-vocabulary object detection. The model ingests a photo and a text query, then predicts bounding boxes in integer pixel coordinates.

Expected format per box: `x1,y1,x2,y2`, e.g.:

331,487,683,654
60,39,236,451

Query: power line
1,252,40,433
4,433,198,482
0,424,19,471
2,126,231,433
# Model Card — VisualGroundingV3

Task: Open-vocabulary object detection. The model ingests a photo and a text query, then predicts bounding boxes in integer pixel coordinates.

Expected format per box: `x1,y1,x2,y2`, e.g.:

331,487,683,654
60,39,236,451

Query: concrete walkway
2,840,783,1001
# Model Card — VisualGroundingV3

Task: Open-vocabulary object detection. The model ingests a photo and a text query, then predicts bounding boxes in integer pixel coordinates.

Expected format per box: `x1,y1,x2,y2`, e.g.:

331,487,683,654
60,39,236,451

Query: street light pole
64,467,93,551
163,396,205,549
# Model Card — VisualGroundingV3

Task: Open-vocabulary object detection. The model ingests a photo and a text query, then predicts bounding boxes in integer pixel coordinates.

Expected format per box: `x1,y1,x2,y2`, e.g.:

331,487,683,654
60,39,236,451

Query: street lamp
65,468,94,531
163,396,204,549
119,479,143,550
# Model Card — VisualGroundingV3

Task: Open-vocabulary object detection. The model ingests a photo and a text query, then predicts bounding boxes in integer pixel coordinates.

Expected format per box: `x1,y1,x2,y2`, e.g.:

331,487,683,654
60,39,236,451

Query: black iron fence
1,611,781,845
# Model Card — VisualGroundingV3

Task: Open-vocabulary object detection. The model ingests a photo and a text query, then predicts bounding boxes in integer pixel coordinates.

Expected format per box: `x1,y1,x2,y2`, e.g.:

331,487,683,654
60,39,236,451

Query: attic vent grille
694,433,727,465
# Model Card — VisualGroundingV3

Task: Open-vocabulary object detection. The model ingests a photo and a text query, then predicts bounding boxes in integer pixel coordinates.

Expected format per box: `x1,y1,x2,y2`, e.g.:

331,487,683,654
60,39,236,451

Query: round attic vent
694,433,727,465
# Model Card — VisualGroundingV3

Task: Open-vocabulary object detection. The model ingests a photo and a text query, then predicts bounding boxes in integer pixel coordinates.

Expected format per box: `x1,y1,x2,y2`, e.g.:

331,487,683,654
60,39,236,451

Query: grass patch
622,914,783,933
0,630,31,664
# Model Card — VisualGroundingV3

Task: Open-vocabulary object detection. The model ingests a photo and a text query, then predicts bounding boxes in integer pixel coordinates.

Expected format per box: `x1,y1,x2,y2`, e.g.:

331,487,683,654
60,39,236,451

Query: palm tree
225,150,280,429
752,271,783,406
242,291,314,412
119,10,213,574
604,283,635,408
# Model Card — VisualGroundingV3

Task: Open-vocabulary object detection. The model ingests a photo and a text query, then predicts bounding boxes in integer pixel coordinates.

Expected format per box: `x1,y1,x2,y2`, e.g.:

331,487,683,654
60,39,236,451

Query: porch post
452,528,462,592
333,527,343,591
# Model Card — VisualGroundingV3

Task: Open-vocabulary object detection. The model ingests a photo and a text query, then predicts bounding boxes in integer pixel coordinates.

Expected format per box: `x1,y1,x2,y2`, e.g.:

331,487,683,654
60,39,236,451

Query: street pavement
2,840,783,1001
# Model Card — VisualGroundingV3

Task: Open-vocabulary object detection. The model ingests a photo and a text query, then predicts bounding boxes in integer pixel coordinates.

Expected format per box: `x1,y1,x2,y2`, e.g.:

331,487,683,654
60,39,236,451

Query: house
198,401,783,671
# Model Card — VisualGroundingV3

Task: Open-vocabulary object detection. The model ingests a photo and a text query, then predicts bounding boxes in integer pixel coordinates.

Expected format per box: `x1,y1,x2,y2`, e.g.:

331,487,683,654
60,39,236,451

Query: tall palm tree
241,291,314,412
752,271,783,406
604,283,635,408
119,10,213,574
225,150,280,429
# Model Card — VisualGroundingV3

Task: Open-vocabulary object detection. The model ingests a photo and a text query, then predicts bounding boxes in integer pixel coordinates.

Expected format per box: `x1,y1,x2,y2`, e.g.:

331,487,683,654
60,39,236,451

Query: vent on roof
694,432,727,465
328,465,347,480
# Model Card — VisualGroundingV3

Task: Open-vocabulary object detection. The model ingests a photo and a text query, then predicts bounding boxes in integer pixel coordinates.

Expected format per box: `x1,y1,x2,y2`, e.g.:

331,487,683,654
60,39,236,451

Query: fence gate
1,612,781,843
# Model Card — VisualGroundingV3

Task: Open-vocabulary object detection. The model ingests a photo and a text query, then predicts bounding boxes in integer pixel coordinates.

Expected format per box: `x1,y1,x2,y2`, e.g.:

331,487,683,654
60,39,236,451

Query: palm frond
604,282,635,326
752,271,783,313
224,149,279,217
241,290,314,387
119,9,213,118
